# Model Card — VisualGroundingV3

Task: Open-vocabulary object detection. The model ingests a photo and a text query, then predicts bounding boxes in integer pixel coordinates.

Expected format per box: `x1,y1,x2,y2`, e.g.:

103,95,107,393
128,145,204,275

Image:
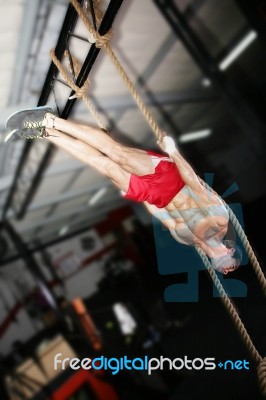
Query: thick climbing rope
69,0,164,141
50,0,266,394
258,358,266,397
196,247,266,396
199,177,266,295
196,247,262,363
197,181,266,395
50,49,107,131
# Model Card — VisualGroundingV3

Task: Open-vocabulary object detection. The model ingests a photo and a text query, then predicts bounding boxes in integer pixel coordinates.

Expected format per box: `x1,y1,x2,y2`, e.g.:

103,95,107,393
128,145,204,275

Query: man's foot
5,106,54,141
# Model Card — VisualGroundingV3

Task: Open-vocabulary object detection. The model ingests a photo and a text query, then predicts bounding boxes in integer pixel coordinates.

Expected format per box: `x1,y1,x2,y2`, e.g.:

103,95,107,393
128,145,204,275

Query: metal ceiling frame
2,0,125,221
9,0,41,106
0,0,40,179
153,0,265,154
16,192,124,235
0,198,125,266
30,197,126,240
5,182,112,223
1,219,63,321
2,0,83,220
2,0,215,226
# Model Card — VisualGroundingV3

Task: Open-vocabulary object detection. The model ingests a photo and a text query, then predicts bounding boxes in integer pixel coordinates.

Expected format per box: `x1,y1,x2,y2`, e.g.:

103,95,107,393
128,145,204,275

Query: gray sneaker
5,106,54,140
4,127,50,142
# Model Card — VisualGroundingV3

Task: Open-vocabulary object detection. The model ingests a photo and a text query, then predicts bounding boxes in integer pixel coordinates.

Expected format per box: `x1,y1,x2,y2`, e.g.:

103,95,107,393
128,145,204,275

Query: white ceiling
0,0,265,261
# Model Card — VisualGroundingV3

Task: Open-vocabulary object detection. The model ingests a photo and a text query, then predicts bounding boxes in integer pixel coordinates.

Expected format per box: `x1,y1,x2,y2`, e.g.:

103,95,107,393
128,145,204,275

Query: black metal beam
3,0,124,220
2,145,32,219
2,220,63,321
38,0,84,106
153,0,265,152
2,0,83,221
62,0,124,119
0,214,107,266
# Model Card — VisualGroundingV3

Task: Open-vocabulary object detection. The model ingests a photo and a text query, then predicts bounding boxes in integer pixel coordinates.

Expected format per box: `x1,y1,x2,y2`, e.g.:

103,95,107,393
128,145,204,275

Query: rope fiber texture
69,0,164,141
199,177,266,296
50,49,107,131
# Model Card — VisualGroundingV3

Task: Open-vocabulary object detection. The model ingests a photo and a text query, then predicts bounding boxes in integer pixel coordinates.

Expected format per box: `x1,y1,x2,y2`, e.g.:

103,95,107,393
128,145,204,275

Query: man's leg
46,128,130,193
45,113,155,176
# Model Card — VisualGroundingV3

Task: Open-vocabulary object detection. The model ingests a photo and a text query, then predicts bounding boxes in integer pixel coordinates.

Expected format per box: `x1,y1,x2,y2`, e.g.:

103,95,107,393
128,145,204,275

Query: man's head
211,240,242,275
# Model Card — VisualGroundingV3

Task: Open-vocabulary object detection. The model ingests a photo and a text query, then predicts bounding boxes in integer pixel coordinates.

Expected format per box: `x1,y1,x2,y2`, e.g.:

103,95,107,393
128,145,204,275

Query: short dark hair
211,240,242,273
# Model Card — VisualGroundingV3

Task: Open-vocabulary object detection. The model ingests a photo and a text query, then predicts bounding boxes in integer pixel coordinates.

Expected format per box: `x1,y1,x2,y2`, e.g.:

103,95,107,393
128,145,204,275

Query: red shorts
122,150,185,208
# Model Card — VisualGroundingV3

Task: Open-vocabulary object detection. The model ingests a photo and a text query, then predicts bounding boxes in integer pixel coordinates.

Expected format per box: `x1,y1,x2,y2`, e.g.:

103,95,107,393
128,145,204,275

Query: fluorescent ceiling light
113,303,137,335
179,129,212,143
201,77,212,87
88,187,108,206
219,30,258,71
59,225,69,236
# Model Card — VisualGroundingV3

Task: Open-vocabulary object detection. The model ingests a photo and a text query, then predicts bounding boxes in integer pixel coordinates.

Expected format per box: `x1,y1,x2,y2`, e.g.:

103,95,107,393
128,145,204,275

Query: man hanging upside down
5,106,242,274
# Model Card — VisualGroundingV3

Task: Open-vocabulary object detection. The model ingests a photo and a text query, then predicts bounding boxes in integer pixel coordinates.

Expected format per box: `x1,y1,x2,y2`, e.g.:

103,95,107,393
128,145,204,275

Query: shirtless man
5,106,241,274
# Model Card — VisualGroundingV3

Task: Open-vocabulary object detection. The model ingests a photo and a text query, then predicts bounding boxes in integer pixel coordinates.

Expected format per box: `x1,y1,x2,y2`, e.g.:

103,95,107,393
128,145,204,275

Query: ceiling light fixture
88,187,108,206
219,30,258,71
113,303,137,335
201,77,212,87
59,225,69,236
179,129,212,143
